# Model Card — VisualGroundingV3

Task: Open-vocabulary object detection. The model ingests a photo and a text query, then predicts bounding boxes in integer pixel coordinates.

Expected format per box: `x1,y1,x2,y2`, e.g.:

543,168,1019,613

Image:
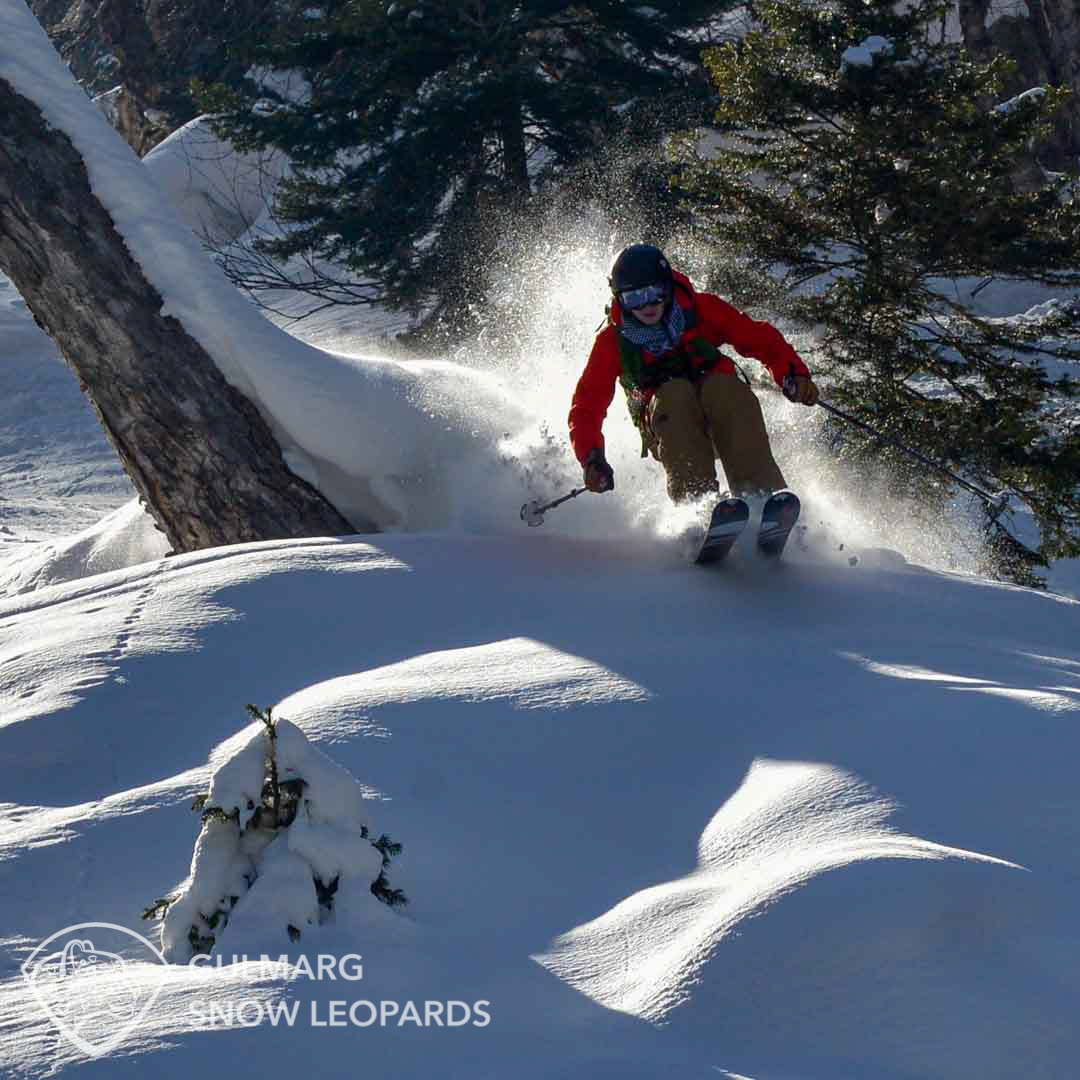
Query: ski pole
783,375,1008,517
520,487,586,527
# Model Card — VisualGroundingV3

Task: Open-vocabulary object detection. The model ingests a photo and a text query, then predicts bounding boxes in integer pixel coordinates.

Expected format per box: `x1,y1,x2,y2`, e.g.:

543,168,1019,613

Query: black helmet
609,244,674,312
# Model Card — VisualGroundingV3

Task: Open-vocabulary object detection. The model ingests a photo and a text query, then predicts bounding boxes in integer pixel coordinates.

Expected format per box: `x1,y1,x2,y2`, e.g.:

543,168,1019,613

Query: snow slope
1,531,1079,1079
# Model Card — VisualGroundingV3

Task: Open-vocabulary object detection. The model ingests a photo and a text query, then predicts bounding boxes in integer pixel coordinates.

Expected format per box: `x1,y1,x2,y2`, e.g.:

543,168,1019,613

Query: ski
694,497,750,565
757,490,801,559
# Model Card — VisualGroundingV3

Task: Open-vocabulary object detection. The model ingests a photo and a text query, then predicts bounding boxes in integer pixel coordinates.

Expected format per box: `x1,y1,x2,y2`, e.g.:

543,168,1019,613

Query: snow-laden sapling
144,705,406,963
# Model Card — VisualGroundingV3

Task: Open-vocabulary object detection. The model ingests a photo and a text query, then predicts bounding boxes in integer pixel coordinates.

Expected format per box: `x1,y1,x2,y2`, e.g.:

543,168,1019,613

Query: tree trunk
0,77,357,553
955,0,992,53
957,0,1080,168
498,91,530,198
1035,0,1080,164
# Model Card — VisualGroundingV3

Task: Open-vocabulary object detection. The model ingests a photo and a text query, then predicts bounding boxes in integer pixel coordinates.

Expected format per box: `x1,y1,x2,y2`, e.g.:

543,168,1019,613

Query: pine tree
143,705,407,961
198,0,732,341
678,0,1080,583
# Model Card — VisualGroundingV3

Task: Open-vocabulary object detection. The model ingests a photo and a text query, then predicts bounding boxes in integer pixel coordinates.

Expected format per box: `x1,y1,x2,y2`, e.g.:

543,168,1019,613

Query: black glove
584,448,614,493
783,363,819,406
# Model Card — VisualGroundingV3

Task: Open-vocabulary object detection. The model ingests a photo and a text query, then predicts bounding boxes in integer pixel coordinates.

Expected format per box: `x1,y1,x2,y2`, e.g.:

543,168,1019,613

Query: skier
568,244,820,560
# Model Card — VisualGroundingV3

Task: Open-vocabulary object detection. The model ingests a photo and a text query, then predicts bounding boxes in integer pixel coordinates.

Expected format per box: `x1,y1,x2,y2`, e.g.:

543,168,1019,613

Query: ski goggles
618,283,667,310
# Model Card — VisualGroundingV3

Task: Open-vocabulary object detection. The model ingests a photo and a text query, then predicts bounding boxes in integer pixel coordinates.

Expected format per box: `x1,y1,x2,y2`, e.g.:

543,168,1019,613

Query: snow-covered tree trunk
0,77,356,553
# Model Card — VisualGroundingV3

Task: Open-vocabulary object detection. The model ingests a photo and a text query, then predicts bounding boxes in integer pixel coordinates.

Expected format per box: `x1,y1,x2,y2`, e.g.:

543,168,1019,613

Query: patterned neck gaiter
618,300,686,356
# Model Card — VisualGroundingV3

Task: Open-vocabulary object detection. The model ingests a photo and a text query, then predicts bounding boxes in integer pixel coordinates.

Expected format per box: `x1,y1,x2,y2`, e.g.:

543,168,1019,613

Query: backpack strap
615,337,660,459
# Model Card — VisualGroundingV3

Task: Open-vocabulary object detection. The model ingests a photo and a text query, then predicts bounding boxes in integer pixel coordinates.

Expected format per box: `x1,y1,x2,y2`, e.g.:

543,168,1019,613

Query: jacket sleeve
569,330,622,466
698,292,810,386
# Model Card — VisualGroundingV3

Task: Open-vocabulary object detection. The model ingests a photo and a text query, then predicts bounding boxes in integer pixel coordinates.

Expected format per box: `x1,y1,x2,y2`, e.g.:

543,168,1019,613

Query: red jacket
568,271,810,465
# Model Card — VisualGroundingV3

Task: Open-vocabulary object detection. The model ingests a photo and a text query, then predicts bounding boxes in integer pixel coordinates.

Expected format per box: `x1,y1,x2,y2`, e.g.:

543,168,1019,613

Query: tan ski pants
648,374,786,503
